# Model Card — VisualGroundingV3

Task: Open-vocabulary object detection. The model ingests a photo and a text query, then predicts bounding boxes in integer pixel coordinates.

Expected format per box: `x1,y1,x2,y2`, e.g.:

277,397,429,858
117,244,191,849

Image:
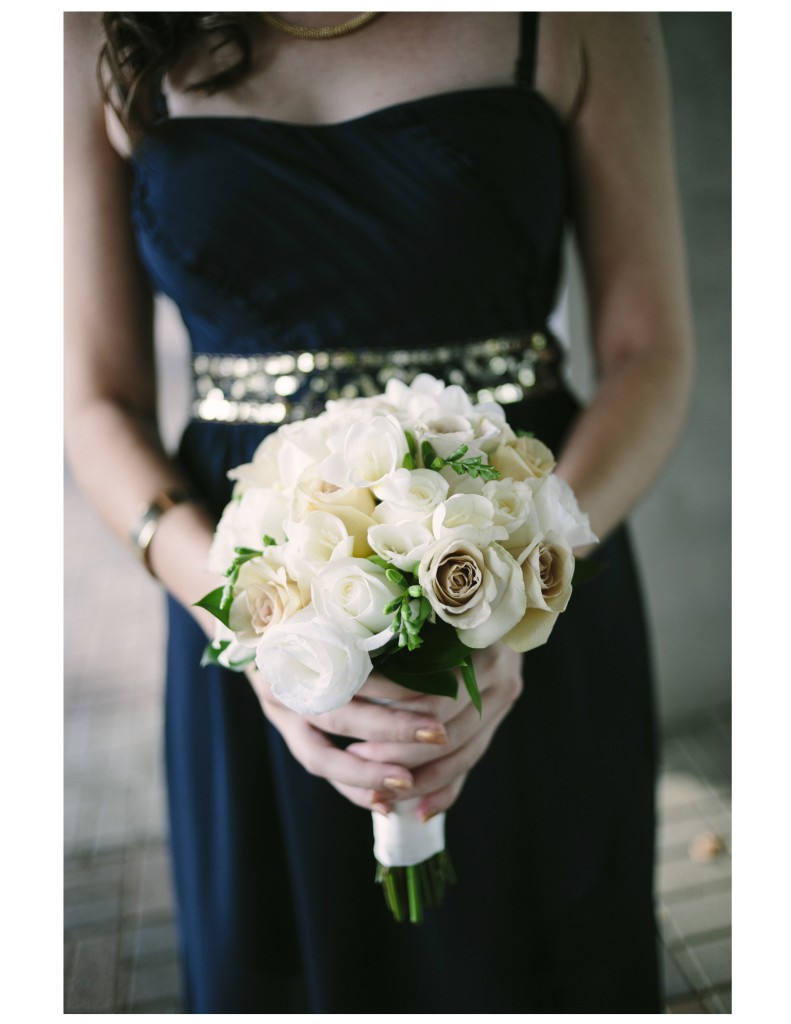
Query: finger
305,700,448,746
264,704,417,793
413,774,468,822
330,780,394,815
345,689,509,768
407,706,511,799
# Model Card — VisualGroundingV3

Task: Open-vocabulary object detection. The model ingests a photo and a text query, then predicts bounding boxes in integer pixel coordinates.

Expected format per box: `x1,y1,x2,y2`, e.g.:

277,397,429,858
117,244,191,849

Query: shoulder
536,13,665,123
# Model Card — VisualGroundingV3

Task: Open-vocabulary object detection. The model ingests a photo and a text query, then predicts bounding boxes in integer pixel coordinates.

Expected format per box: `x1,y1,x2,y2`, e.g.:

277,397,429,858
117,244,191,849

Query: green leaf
234,546,262,557
404,429,418,460
460,656,482,715
193,587,232,628
445,443,470,462
262,535,277,547
421,439,439,469
377,663,459,698
572,558,607,586
368,554,391,570
402,452,417,470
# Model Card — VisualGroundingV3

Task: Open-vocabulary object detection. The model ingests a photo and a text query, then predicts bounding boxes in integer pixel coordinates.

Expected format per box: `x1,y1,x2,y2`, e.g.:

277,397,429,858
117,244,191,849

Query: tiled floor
64,472,732,1013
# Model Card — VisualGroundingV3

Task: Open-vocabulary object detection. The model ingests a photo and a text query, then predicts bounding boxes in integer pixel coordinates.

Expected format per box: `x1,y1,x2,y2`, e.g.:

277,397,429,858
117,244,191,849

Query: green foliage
420,440,501,481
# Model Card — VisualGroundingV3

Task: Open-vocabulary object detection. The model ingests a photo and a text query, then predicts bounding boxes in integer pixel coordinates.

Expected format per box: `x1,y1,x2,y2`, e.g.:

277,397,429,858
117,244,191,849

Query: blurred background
64,12,731,1013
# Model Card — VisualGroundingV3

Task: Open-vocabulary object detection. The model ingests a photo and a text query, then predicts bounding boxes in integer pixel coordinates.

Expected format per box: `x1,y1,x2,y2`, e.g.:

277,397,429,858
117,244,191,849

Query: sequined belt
191,330,564,425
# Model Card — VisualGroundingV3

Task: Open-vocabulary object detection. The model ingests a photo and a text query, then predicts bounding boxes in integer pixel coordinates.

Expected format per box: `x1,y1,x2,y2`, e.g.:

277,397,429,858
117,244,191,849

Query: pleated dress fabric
130,13,662,1012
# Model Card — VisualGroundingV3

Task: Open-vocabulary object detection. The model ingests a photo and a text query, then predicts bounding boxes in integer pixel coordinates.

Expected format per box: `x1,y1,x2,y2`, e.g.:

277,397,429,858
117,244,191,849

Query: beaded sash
191,330,563,425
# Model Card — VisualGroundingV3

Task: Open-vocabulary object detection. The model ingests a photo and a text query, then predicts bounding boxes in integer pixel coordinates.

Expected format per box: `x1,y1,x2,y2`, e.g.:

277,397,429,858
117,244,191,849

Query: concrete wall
565,13,731,727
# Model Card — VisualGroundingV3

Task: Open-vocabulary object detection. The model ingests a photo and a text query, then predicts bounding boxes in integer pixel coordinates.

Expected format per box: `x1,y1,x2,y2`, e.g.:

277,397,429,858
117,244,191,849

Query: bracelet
130,487,199,579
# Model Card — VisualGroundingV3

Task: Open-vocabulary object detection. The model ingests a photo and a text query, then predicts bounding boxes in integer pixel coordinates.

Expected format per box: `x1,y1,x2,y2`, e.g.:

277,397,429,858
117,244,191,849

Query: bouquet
197,373,597,922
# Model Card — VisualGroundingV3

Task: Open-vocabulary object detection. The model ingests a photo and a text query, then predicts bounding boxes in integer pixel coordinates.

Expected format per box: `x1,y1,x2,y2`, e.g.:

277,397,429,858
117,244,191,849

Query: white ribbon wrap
372,798,446,867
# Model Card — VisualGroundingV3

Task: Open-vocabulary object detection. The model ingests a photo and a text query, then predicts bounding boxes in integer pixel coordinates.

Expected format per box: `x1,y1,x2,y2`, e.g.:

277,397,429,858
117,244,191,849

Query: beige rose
418,539,526,648
503,532,574,652
490,435,556,481
229,549,305,647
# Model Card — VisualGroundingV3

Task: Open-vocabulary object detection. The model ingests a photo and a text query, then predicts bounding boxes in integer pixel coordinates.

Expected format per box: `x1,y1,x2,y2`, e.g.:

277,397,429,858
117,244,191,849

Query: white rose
311,557,402,649
418,538,526,648
368,520,435,571
373,468,449,525
256,612,372,715
431,493,508,545
529,474,598,549
228,548,305,646
281,511,355,584
320,414,409,489
483,477,535,550
207,488,289,574
229,418,330,494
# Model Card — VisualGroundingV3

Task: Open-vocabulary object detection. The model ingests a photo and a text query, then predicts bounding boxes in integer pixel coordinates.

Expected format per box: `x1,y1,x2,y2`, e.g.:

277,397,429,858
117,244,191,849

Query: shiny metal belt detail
191,331,563,424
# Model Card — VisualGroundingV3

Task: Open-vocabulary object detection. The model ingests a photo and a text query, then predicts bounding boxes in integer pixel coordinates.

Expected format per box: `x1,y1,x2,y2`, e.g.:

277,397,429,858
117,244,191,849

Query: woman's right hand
245,666,449,812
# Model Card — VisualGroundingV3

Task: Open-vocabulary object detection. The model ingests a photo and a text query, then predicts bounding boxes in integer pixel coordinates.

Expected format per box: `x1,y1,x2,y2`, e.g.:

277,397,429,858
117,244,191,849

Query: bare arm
63,13,446,800
64,13,218,618
553,13,694,541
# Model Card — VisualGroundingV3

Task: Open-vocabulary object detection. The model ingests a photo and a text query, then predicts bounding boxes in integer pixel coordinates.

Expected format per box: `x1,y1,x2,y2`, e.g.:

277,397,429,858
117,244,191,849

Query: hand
343,643,524,821
245,665,451,812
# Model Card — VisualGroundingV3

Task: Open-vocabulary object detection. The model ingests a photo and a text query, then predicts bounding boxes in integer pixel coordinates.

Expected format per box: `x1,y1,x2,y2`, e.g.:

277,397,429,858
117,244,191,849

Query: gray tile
65,931,120,1013
666,993,709,1013
674,934,732,991
132,919,179,963
64,897,123,931
661,944,694,1001
703,986,731,1013
664,887,731,942
126,959,181,1008
658,852,731,898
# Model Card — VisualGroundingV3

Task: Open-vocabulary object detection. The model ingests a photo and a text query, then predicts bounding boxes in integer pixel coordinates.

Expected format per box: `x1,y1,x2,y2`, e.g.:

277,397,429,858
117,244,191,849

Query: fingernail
383,776,413,791
372,802,392,816
418,808,440,823
415,727,447,745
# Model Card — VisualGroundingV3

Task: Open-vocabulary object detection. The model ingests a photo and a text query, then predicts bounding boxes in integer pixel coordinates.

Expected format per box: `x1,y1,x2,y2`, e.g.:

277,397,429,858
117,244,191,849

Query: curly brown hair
98,13,260,138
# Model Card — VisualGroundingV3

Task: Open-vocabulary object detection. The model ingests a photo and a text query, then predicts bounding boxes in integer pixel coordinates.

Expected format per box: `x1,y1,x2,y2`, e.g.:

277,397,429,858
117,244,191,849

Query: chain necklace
260,13,382,40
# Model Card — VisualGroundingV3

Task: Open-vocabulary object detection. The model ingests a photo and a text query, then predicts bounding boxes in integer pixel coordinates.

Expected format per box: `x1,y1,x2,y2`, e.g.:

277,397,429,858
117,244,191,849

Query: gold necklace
260,12,382,40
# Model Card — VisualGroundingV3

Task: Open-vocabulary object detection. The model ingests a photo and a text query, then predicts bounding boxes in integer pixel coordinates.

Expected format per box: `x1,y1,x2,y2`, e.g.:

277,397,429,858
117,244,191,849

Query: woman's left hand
333,643,524,821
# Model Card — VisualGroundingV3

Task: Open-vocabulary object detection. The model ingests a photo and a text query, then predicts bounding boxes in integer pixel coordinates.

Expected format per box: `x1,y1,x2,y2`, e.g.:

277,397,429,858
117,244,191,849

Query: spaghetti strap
515,12,538,87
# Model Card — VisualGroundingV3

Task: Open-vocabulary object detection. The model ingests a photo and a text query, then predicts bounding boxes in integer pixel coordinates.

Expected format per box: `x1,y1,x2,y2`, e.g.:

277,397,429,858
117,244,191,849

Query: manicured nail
415,727,447,745
383,776,413,791
372,802,392,816
418,808,440,823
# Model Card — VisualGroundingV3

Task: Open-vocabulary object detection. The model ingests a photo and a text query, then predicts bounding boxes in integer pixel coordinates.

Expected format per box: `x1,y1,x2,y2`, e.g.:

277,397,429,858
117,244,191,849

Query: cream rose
256,612,373,715
490,435,557,481
228,549,305,647
418,538,526,648
291,477,376,557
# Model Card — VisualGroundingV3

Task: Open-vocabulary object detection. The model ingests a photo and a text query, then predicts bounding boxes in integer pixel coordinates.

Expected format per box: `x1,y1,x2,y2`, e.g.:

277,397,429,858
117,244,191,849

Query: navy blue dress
130,13,661,1013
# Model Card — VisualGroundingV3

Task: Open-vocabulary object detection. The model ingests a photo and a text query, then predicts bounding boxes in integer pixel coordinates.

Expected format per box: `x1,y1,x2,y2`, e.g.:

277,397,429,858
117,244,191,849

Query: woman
64,11,693,1013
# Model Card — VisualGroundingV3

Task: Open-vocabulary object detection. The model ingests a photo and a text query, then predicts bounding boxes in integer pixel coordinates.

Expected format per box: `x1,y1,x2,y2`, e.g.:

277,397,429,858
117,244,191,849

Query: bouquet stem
372,797,455,923
375,851,456,923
